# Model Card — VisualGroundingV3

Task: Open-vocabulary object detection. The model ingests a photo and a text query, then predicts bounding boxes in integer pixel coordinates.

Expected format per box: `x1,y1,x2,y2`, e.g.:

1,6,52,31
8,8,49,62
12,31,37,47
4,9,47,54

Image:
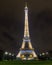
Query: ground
0,60,52,65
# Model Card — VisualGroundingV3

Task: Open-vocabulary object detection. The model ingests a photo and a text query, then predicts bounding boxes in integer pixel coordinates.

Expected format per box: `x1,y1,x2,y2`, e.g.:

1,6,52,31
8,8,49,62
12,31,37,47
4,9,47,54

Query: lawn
0,60,52,65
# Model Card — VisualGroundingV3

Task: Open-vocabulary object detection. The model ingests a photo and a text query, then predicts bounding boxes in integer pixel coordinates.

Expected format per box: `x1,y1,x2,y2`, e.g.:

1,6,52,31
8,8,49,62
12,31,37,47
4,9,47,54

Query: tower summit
16,3,37,60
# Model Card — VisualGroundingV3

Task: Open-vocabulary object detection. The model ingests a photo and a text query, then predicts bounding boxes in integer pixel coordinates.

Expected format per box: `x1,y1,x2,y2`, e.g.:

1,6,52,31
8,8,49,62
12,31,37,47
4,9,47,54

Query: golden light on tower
16,3,38,60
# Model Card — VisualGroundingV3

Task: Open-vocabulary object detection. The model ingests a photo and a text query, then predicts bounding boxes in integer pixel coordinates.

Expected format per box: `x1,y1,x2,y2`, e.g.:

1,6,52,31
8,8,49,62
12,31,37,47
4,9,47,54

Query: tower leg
16,51,21,58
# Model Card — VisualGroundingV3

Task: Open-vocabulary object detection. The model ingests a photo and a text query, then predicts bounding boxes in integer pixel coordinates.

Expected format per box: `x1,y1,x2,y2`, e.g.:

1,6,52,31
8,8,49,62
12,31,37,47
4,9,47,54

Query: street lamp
40,54,42,56
5,52,8,55
4,51,8,60
12,54,14,56
46,52,48,55
9,53,11,55
42,53,45,56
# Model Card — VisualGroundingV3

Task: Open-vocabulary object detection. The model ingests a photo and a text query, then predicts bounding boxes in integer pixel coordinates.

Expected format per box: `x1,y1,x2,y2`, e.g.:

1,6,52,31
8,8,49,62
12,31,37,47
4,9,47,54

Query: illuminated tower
16,3,37,60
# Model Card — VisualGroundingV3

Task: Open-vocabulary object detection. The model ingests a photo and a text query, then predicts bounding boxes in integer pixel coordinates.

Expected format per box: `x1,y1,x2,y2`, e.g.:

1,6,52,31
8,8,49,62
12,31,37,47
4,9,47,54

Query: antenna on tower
24,1,28,12
25,2,27,6
25,0,28,7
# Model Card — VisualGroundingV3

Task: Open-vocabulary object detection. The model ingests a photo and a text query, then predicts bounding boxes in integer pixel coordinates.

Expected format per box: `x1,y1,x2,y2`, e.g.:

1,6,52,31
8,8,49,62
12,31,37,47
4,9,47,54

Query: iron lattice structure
16,3,37,60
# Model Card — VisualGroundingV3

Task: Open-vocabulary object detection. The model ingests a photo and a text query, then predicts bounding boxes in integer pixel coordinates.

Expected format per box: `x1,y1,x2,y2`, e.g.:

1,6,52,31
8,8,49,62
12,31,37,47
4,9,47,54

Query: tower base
16,49,38,60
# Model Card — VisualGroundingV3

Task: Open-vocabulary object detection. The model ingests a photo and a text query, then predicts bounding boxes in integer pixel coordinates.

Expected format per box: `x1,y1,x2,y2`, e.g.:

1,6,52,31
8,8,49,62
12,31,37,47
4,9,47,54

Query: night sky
0,0,52,55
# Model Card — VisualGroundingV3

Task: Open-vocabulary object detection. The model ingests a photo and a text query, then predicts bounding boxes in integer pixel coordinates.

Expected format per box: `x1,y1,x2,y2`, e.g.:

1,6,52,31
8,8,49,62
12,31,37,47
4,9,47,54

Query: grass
0,60,52,65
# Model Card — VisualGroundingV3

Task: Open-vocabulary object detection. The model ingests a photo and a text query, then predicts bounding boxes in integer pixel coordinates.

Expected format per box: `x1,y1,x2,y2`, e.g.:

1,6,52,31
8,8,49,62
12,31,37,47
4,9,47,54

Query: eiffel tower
16,3,37,60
